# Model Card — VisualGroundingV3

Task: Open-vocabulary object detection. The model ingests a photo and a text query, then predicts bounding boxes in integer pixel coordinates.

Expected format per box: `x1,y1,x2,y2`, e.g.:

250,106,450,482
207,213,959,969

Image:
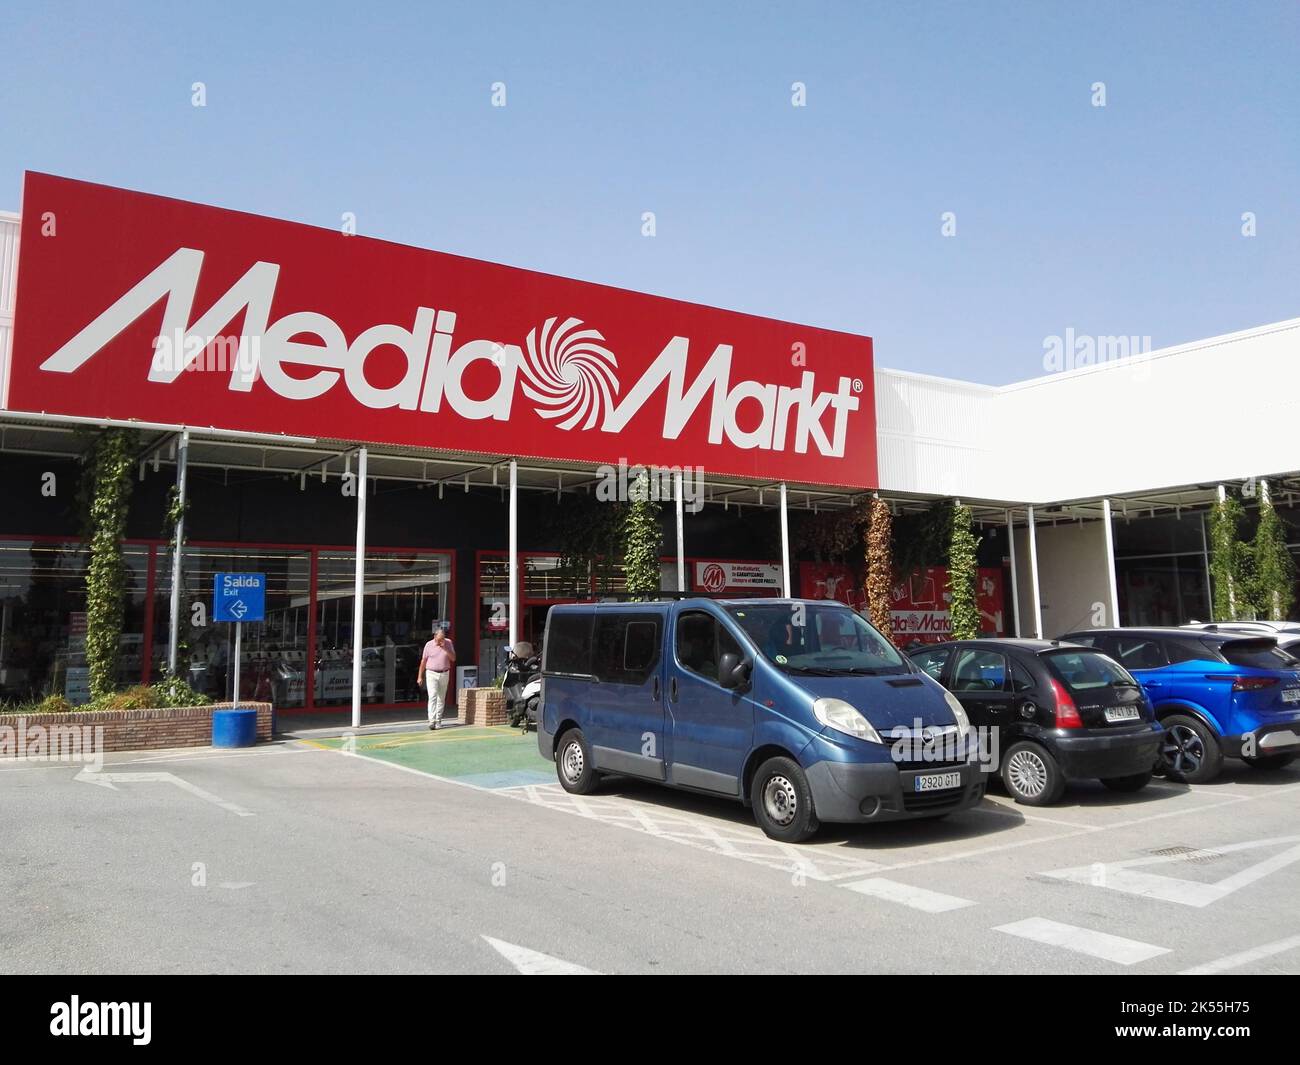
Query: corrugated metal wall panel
0,214,18,314
0,214,17,407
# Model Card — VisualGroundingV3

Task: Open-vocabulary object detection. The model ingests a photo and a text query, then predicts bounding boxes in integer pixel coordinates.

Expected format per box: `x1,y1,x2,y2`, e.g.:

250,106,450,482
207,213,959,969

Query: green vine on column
864,497,893,639
1208,493,1247,621
623,471,663,601
84,429,137,700
947,503,981,640
1252,492,1295,621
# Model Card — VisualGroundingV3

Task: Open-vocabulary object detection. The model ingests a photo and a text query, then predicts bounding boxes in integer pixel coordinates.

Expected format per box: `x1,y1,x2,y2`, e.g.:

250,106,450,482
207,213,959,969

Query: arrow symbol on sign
75,768,254,817
230,599,248,619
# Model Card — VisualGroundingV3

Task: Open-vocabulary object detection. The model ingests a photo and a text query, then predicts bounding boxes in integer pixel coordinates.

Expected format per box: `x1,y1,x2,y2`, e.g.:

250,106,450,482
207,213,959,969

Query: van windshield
723,603,908,675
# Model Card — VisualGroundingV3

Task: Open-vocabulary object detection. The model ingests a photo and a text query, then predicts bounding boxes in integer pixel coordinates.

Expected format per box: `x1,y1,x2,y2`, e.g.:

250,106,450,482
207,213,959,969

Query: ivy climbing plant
947,503,981,639
1208,493,1249,620
1252,491,1295,621
623,471,663,600
864,497,893,638
83,429,137,700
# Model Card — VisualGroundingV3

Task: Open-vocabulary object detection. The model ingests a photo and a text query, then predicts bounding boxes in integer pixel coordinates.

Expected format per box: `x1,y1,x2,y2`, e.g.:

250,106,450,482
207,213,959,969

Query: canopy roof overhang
3,409,1297,522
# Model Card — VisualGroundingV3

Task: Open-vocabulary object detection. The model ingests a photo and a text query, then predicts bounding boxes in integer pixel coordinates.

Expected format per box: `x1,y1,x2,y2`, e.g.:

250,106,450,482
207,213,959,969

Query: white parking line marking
1180,933,1300,974
1043,836,1300,907
74,768,254,817
994,918,1170,965
841,877,976,912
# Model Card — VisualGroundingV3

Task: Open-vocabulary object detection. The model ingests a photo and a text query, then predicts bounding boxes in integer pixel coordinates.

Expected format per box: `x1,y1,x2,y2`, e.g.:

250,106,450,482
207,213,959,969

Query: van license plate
1283,688,1300,704
914,771,961,792
1105,706,1140,723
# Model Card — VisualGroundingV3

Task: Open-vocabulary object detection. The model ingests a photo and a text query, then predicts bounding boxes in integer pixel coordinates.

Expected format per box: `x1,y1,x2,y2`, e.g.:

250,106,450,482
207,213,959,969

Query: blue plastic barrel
212,707,258,748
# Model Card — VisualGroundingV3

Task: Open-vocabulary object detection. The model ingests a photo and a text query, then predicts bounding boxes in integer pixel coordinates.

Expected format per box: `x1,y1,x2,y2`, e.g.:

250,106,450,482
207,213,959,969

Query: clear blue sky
2,0,1296,383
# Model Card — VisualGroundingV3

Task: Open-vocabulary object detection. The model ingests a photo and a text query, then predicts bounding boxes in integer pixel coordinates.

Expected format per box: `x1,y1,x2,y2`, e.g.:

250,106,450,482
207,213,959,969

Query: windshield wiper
1109,679,1141,688
783,665,840,676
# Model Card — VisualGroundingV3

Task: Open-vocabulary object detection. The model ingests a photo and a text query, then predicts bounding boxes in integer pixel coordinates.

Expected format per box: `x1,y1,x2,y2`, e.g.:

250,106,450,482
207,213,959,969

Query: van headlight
813,697,883,744
943,690,971,739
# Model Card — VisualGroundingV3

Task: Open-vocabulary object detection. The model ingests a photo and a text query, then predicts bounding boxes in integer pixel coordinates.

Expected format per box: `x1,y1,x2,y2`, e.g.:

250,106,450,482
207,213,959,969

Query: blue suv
1059,627,1300,783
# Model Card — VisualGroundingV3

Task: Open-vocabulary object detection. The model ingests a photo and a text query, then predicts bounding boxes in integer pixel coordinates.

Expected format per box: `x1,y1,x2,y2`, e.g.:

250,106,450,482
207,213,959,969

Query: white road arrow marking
1043,835,1300,908
482,936,599,975
75,768,254,817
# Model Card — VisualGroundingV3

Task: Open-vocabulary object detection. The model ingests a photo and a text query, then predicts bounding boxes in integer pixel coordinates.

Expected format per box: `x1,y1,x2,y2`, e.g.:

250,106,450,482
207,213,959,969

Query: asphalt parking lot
2,724,1298,975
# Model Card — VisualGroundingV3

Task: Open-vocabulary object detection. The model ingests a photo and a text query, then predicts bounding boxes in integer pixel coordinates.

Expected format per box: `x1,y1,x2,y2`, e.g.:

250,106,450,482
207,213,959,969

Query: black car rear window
1213,638,1299,670
1043,649,1138,693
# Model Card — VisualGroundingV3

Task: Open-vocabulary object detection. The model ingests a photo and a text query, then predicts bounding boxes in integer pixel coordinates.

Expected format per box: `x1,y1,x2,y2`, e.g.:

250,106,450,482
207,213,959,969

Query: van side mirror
718,652,753,690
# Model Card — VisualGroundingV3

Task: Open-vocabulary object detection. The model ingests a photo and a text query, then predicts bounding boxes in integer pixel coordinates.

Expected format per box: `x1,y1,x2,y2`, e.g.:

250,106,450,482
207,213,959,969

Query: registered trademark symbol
851,378,863,393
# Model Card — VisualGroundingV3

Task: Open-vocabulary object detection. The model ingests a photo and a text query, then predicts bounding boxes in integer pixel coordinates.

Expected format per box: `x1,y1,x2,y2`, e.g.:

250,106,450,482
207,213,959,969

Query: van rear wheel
555,728,599,795
751,756,819,843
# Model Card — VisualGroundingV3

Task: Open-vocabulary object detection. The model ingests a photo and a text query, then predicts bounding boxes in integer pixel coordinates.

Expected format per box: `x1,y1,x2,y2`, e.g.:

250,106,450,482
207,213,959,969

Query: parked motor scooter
502,642,542,731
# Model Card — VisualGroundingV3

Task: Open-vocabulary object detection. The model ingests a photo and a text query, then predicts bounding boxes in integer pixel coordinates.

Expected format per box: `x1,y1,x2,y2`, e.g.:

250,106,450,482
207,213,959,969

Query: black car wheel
1158,714,1223,784
750,756,819,843
555,728,600,794
1100,771,1152,793
1241,752,1295,771
1001,741,1065,806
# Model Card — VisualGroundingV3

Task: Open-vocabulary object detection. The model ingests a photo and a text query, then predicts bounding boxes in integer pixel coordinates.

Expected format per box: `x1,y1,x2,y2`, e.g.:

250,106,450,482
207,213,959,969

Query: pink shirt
421,638,455,672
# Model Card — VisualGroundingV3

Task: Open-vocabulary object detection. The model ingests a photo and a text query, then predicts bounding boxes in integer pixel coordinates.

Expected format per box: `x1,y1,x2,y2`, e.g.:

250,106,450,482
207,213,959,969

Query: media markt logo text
40,248,860,457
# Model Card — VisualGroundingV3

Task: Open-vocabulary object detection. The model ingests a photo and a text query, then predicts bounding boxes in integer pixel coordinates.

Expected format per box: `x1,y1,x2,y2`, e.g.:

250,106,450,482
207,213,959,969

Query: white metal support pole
779,483,791,597
233,622,241,710
1102,498,1120,627
508,459,519,650
675,470,686,592
1006,509,1021,638
167,428,189,676
1027,505,1043,639
350,448,368,730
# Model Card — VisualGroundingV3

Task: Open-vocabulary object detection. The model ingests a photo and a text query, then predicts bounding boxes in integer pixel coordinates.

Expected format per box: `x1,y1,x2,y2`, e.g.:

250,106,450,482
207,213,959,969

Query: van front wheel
752,757,819,843
556,729,599,795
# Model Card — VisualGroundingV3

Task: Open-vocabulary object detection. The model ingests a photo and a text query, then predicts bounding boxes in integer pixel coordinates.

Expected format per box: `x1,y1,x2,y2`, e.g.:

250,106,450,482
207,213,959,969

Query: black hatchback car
907,639,1163,805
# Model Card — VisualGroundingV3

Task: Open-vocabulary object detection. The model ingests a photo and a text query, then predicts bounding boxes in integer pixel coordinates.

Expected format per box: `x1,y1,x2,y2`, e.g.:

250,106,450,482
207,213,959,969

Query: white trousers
426,670,450,724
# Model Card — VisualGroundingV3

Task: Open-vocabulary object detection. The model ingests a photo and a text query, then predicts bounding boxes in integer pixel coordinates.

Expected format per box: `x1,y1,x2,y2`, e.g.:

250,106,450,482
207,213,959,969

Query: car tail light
1050,678,1083,728
1229,675,1279,692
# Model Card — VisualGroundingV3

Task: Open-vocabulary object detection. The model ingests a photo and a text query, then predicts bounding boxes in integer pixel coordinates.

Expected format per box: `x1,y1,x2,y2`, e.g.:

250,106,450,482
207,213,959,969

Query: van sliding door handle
670,678,678,702
652,676,660,700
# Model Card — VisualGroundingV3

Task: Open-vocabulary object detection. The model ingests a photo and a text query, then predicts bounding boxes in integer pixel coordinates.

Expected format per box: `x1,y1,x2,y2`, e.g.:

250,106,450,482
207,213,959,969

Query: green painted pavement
313,725,556,788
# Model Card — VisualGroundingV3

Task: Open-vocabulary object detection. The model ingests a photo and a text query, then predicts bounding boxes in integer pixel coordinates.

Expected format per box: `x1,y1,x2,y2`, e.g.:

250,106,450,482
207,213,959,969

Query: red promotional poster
798,562,866,611
693,560,782,595
890,566,1006,644
800,562,1006,645
8,173,877,488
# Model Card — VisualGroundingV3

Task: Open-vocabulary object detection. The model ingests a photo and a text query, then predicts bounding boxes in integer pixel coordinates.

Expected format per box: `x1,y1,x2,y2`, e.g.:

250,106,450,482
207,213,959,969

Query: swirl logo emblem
519,317,620,430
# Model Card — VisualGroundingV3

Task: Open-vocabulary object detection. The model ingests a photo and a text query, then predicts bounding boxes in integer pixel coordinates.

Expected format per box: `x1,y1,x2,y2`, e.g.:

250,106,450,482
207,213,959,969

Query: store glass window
159,546,311,707
0,540,150,705
315,550,451,707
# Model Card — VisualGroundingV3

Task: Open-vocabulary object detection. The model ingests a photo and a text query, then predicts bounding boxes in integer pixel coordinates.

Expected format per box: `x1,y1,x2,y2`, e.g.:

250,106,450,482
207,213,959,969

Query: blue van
537,597,986,842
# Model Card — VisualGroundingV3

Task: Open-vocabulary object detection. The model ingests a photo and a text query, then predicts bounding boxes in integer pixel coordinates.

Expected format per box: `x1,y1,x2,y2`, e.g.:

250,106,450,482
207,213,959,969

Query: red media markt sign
7,173,878,488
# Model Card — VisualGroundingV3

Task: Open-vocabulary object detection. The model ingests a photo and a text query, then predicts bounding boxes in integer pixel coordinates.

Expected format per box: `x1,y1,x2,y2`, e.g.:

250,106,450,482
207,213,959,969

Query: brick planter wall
0,701,273,758
457,687,507,726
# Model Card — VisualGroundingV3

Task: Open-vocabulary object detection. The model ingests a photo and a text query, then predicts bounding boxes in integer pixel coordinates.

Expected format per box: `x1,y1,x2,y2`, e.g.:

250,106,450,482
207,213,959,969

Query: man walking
417,625,456,730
